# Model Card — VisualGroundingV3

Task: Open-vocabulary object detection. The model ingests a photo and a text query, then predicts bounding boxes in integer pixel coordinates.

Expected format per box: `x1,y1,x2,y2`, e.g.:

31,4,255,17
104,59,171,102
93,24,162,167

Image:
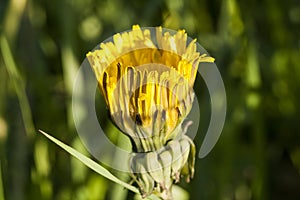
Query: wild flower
87,25,214,199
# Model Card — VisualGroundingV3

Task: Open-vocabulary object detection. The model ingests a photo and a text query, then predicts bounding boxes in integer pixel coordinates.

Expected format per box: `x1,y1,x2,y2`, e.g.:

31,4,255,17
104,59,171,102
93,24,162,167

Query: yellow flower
87,25,214,199
87,25,213,150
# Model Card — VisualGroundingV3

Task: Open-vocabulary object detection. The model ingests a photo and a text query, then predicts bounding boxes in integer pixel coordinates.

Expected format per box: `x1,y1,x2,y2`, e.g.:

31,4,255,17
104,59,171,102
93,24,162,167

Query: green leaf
39,130,139,194
0,35,35,138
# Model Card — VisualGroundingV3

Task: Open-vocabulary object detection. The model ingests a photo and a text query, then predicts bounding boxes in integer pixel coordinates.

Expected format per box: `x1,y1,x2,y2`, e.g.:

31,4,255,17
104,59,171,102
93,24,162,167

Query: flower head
87,25,214,199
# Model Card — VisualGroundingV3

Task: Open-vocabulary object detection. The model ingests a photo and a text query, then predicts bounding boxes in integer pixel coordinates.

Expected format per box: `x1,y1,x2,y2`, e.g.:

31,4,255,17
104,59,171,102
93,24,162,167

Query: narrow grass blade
39,130,139,194
0,35,35,138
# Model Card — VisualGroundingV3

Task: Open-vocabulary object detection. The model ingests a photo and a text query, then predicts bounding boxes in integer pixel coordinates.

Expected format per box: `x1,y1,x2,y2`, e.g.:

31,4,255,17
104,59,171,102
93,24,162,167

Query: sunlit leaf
39,130,139,194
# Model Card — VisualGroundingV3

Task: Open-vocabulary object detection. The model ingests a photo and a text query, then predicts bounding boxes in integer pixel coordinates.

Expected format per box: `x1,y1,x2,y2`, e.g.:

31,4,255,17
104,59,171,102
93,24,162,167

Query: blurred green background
0,0,300,199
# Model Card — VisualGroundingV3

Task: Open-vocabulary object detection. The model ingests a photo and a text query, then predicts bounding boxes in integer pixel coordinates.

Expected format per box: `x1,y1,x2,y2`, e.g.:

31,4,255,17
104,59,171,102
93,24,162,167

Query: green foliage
0,0,299,199
39,130,139,194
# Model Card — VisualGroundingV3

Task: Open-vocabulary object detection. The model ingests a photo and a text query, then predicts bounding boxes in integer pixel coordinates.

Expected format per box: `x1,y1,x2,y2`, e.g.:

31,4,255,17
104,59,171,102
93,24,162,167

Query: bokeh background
0,0,300,199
